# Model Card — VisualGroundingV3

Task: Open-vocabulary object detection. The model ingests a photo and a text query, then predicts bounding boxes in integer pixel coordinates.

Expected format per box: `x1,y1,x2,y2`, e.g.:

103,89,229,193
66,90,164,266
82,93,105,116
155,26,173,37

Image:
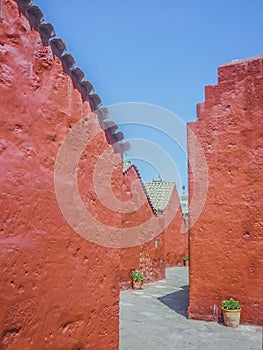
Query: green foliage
222,298,240,310
183,255,189,262
131,270,145,281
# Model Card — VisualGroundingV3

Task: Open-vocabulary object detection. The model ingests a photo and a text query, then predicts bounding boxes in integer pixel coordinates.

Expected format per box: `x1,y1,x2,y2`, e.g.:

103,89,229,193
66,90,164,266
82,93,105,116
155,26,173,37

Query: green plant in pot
222,298,241,327
131,270,145,290
183,255,189,266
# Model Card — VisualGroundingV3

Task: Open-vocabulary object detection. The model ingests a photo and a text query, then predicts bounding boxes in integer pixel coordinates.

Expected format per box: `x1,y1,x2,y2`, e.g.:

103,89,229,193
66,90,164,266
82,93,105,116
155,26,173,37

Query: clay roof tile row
122,162,175,215
13,0,129,155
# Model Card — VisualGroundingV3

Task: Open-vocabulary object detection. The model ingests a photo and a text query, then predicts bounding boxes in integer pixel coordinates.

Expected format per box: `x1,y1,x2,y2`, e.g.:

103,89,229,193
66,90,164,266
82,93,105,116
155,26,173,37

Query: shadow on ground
157,285,189,317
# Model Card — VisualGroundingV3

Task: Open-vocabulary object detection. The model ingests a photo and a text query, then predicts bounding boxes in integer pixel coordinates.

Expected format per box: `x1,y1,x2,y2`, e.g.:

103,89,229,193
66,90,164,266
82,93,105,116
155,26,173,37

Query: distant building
143,176,176,216
180,194,188,217
121,162,188,283
124,163,189,218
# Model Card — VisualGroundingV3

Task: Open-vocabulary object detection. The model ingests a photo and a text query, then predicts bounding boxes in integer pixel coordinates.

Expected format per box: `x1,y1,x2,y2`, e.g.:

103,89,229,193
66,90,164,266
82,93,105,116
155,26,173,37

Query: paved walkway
120,267,262,350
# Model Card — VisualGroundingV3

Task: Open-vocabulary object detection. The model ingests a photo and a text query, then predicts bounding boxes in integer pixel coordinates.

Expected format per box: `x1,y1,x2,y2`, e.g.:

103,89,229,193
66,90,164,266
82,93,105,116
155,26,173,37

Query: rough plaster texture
0,1,121,348
188,55,263,325
120,166,188,289
164,190,188,267
120,166,166,290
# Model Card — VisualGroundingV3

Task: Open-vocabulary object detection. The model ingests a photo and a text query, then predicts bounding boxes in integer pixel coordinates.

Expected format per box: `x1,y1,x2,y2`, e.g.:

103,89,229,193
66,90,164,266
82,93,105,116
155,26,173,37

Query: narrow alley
120,268,262,350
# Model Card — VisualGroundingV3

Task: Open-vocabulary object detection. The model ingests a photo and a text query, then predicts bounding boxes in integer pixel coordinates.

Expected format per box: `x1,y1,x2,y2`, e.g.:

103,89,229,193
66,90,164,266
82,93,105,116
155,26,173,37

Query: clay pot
223,309,241,327
184,261,189,267
132,280,143,290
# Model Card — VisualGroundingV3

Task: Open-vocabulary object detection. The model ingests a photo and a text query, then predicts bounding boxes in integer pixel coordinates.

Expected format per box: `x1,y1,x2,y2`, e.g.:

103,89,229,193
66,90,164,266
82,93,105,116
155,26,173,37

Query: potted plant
131,270,145,290
183,255,189,267
222,298,241,327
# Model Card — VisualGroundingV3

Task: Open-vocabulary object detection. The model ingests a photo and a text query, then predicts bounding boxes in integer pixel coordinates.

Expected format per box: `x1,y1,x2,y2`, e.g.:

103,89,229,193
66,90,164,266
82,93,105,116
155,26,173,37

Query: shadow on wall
157,285,189,318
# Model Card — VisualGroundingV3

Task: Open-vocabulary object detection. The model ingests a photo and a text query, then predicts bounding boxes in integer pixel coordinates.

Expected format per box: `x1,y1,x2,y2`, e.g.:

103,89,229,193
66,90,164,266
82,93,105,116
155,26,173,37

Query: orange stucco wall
120,166,188,289
0,1,122,348
164,189,188,267
120,166,166,289
188,56,263,324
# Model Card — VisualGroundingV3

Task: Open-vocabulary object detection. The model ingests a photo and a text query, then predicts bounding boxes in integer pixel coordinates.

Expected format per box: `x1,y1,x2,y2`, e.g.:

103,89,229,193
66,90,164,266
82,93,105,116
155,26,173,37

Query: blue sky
36,0,262,193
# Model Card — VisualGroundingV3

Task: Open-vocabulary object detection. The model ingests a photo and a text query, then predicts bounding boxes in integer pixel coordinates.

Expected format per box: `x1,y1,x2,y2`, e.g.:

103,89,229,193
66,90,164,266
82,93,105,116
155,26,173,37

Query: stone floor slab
120,267,262,350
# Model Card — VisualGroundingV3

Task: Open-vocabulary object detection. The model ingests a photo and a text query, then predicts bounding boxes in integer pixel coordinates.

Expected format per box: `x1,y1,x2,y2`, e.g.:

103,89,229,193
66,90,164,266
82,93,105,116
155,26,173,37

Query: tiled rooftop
143,178,175,212
123,162,175,213
123,161,133,174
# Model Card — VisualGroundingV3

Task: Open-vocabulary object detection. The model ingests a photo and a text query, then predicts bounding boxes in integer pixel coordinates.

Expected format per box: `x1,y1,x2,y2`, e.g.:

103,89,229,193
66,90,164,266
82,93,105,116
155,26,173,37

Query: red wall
0,1,121,348
120,166,188,289
164,189,188,267
119,237,166,290
188,56,263,324
120,166,166,290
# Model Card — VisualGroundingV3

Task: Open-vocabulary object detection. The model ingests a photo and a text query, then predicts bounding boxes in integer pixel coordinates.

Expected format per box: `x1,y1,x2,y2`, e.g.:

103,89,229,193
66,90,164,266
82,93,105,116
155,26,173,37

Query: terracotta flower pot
184,261,189,267
223,309,241,327
132,280,143,290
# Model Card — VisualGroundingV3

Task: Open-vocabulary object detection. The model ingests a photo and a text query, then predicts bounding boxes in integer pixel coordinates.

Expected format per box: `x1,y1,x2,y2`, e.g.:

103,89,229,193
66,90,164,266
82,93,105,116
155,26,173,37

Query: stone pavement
120,267,262,350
